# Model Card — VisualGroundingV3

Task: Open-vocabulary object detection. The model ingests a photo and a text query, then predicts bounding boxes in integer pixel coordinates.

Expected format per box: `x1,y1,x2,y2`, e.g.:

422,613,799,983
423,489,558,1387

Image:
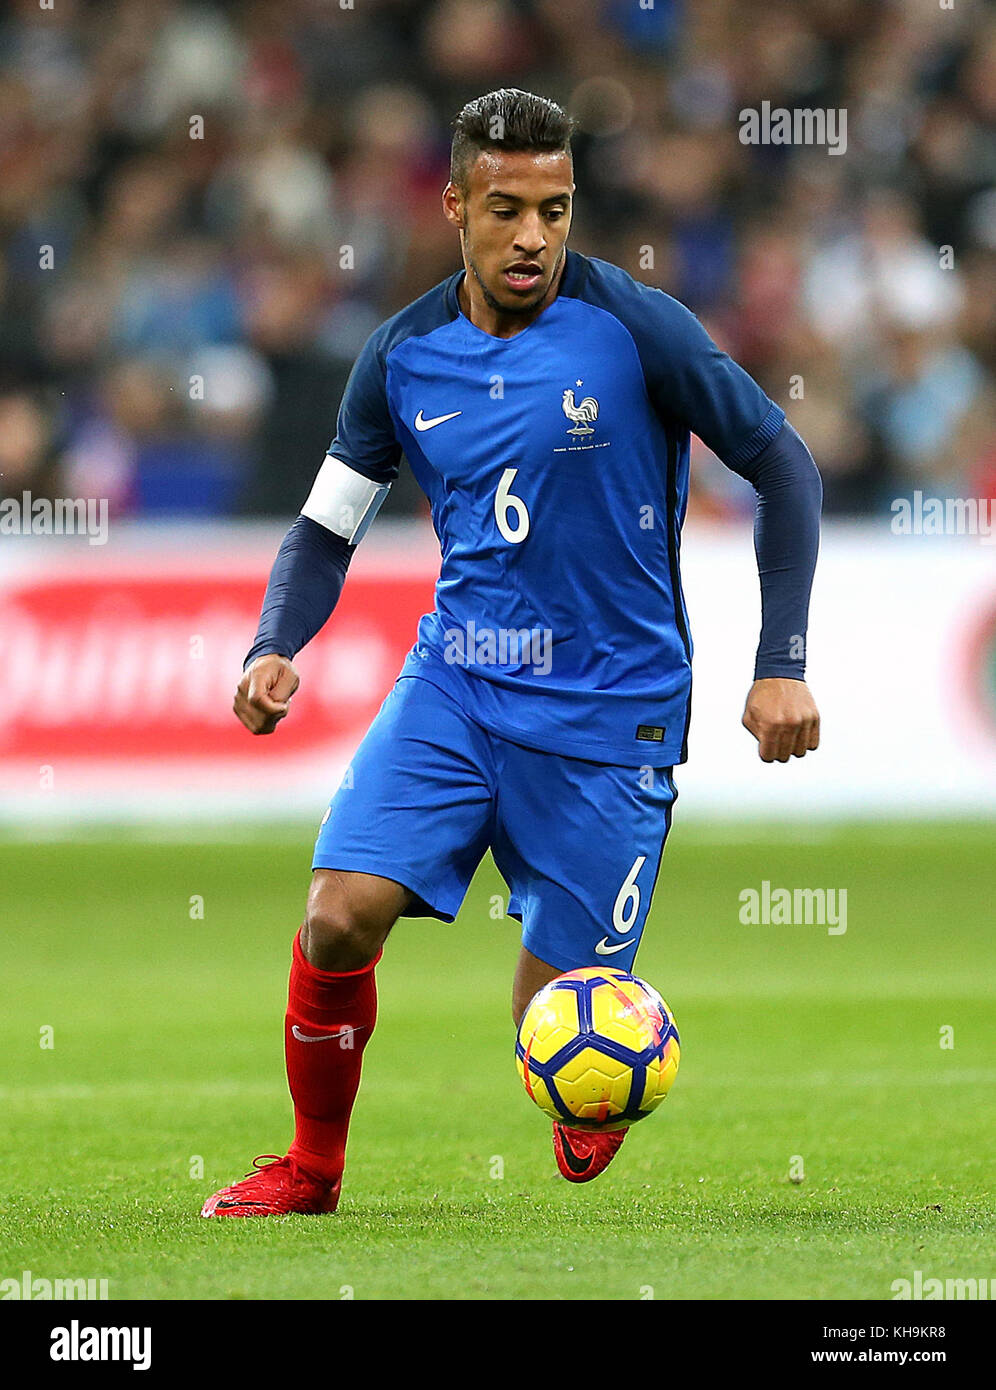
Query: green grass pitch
1,822,992,1300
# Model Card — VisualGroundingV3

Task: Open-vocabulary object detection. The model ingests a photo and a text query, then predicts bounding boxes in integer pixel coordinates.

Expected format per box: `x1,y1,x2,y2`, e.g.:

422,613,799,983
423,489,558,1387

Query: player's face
444,149,574,317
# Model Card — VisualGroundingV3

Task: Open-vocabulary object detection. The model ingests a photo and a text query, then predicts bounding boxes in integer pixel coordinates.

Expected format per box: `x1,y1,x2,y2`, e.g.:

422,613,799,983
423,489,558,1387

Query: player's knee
302,875,387,972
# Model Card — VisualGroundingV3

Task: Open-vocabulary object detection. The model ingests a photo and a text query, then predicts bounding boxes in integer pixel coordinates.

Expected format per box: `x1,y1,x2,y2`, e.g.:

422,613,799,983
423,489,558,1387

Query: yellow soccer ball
516,967,680,1132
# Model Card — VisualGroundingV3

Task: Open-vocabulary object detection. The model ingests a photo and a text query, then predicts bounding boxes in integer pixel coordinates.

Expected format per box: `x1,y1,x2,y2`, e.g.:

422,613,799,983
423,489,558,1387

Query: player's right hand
234,654,300,735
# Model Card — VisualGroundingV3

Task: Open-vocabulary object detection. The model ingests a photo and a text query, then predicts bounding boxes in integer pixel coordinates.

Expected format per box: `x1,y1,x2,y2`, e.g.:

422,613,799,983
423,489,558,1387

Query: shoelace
241,1154,288,1179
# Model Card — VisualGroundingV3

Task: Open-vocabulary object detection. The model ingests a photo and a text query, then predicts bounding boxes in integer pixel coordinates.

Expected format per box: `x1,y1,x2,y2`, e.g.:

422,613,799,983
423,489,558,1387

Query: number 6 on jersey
495,467,530,543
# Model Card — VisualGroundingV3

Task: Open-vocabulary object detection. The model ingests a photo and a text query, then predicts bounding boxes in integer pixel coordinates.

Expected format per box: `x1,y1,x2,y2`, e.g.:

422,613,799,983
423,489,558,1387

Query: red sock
284,928,379,1183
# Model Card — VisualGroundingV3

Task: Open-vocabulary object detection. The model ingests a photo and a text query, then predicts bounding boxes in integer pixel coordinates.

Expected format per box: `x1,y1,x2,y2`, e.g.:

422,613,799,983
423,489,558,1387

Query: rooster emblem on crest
561,387,599,436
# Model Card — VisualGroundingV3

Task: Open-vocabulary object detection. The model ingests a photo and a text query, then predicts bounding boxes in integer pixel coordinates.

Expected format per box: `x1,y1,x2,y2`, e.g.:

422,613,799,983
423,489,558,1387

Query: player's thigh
313,676,497,924
493,748,677,973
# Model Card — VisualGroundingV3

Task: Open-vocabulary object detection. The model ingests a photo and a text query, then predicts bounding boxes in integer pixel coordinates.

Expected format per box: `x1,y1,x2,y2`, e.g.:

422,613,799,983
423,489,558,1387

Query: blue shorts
313,675,678,973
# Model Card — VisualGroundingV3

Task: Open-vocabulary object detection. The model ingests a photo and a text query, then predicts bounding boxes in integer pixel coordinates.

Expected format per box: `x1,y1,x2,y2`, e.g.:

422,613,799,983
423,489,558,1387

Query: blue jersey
328,250,785,767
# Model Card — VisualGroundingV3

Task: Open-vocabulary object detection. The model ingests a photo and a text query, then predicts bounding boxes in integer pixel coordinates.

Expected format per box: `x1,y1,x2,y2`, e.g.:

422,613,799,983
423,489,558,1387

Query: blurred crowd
0,0,994,523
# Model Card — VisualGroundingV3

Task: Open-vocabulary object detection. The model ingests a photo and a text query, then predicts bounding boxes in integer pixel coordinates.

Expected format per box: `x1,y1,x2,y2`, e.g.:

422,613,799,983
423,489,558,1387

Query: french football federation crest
562,385,599,437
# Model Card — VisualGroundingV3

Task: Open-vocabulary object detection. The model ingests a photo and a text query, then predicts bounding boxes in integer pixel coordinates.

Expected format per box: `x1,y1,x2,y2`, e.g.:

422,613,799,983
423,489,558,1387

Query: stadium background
2,0,994,821
1,0,994,1303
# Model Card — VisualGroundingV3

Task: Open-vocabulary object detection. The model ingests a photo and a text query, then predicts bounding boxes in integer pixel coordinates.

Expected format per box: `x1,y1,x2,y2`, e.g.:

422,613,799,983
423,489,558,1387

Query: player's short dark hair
450,89,574,192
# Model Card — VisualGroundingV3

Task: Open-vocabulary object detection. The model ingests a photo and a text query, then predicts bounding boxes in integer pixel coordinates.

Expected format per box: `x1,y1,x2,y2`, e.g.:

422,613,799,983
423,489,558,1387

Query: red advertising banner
2,572,434,760
1,523,993,821
0,528,438,818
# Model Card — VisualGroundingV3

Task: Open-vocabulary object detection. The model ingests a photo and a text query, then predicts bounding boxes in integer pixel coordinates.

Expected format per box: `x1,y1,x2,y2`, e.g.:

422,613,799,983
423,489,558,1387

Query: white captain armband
301,455,391,544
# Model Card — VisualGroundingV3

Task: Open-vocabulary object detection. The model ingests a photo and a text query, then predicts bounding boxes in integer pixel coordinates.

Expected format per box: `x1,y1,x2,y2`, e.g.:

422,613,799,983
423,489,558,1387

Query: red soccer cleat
200,1154,340,1218
552,1123,627,1183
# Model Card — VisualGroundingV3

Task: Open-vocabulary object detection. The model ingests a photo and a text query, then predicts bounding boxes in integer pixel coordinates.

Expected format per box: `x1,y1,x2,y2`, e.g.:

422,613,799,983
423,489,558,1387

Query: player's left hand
742,678,820,763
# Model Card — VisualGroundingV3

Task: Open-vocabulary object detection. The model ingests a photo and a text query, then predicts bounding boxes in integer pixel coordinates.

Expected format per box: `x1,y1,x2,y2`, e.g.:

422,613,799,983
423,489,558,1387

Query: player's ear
442,181,465,230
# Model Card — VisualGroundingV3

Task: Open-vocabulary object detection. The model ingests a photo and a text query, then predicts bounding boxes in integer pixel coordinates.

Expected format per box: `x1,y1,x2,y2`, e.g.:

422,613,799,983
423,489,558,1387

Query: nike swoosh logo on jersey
594,937,632,956
291,1025,363,1043
414,410,462,431
557,1129,595,1175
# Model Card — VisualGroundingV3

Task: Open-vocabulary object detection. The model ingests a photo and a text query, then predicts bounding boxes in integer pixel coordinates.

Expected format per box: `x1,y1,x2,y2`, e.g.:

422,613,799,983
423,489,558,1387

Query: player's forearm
732,420,823,680
244,515,354,668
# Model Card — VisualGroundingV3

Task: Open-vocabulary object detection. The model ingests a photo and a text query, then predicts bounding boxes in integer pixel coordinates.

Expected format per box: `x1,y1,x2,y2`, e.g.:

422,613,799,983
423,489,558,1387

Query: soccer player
201,89,821,1216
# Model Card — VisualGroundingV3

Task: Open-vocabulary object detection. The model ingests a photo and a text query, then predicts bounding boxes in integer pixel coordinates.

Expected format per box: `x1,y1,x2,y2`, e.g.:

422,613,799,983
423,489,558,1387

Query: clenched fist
234,654,300,735
742,677,820,763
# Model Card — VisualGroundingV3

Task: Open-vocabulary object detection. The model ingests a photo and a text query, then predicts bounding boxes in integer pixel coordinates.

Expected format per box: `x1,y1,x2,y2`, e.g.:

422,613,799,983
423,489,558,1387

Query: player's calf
511,944,563,1026
201,872,410,1217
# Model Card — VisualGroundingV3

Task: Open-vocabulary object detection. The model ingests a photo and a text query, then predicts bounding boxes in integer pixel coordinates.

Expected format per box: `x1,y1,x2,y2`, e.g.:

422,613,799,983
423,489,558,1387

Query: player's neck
458,256,566,339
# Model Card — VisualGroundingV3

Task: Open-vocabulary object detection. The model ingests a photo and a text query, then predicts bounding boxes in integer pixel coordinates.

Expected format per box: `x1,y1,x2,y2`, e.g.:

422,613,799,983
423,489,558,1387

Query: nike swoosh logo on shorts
594,938,632,956
291,1025,363,1043
414,410,462,431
